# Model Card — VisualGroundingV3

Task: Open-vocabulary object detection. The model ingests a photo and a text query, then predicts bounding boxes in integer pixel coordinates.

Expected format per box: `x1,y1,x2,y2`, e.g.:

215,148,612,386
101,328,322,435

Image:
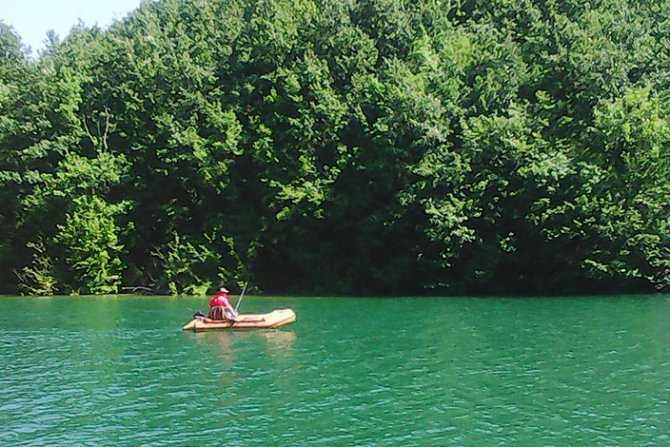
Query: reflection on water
192,329,296,362
260,330,297,357
190,330,297,390
193,332,236,362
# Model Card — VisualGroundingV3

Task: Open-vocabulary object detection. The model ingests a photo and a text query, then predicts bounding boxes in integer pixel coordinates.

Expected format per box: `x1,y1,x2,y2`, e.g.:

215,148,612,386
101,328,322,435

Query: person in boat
208,287,238,321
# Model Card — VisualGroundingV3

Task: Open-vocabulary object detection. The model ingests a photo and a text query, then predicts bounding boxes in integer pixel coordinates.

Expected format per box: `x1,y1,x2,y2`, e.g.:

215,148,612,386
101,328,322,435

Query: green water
1,295,670,446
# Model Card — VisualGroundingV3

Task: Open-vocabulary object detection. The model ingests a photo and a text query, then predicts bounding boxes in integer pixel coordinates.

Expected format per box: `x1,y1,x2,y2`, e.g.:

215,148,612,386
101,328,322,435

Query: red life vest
209,293,231,308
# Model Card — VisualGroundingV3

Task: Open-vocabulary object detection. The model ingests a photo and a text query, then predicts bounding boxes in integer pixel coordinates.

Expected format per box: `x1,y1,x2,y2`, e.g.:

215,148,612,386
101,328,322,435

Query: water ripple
1,296,670,446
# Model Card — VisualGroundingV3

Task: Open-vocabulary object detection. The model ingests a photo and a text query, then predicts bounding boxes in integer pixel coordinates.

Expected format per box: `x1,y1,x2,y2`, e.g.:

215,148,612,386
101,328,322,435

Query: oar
235,282,248,313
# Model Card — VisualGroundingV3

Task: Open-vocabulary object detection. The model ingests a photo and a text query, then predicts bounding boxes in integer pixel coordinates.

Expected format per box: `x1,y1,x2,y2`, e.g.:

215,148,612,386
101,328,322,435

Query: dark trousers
208,306,225,320
208,306,237,321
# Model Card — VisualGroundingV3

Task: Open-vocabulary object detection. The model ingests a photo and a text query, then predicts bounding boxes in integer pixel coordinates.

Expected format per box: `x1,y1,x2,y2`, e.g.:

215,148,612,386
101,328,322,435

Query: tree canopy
1,0,669,295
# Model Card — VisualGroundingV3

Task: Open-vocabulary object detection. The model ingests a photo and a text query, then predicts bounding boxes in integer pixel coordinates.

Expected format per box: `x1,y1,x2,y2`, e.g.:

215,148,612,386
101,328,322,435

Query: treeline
0,0,669,296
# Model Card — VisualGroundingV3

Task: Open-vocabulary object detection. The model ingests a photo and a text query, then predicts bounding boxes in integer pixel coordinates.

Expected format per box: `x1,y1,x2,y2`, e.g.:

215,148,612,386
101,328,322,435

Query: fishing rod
235,282,249,313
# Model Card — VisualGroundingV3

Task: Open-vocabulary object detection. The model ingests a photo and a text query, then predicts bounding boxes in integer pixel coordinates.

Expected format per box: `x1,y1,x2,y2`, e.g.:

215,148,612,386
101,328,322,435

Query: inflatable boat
182,308,296,331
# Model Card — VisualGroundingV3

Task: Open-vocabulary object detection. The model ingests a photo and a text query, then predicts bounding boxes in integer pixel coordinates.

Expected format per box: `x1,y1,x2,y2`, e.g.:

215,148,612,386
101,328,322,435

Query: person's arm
227,301,238,315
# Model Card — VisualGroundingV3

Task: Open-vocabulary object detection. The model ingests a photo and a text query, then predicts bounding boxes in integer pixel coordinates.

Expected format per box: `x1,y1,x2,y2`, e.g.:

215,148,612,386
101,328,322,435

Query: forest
0,0,668,296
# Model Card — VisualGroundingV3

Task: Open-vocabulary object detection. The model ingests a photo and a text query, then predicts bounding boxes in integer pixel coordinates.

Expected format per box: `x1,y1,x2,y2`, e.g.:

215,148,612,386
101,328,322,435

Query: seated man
207,287,238,321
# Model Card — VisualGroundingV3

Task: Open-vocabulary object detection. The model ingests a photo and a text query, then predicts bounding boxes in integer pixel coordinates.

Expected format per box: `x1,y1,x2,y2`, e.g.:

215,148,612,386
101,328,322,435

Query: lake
1,295,669,446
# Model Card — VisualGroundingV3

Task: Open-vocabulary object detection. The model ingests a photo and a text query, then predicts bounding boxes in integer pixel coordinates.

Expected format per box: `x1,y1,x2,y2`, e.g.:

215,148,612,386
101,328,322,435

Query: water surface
1,295,669,446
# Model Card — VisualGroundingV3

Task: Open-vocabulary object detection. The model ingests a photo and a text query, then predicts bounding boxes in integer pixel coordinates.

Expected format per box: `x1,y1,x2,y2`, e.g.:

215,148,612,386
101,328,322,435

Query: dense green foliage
1,0,669,295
